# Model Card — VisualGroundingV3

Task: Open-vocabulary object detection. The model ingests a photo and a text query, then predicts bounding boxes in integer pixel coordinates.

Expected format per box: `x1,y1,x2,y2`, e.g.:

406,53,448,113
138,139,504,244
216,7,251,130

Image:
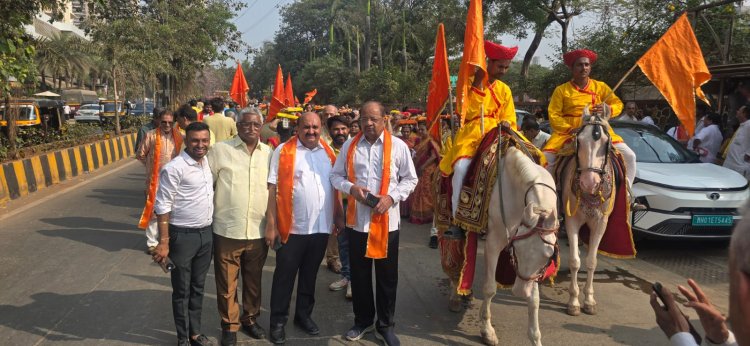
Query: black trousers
169,224,214,340
269,233,329,326
348,228,399,329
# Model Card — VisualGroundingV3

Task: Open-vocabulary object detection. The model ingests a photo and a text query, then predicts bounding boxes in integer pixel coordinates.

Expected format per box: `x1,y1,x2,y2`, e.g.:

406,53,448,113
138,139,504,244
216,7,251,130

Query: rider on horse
542,49,642,210
439,40,519,220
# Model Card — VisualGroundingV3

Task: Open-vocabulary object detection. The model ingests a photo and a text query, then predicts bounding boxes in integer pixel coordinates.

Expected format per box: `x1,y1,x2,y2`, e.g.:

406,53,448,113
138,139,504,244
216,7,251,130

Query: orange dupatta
346,131,392,259
276,138,337,243
138,130,183,229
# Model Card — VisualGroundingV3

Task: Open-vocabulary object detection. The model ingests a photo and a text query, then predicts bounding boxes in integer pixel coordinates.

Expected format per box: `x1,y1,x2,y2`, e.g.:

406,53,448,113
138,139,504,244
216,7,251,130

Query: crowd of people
129,39,750,345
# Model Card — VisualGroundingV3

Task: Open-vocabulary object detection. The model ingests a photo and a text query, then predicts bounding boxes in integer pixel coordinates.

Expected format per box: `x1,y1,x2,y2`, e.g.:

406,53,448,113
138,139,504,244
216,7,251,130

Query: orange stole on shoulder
345,131,393,259
138,130,182,229
276,138,337,243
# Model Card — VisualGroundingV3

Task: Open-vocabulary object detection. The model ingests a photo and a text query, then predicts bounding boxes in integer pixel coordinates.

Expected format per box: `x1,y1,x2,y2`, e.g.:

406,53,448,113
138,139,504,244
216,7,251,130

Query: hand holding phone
652,282,702,344
365,192,380,208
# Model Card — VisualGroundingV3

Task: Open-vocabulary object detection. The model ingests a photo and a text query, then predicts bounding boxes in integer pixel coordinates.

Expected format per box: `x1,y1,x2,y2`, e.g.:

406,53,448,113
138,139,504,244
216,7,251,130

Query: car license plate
691,215,733,227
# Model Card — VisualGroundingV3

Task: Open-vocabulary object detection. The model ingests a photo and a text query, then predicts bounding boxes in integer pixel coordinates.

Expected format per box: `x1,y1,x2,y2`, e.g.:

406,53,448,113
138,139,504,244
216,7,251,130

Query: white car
612,121,749,239
74,103,102,123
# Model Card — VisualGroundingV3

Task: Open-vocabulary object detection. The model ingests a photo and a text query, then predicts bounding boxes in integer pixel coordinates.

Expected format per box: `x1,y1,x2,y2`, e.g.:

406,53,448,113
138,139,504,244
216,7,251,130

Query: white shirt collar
180,150,205,166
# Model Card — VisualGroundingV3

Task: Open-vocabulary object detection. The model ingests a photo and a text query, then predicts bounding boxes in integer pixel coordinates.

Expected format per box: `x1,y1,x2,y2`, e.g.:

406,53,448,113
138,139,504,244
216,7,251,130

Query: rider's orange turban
563,49,598,67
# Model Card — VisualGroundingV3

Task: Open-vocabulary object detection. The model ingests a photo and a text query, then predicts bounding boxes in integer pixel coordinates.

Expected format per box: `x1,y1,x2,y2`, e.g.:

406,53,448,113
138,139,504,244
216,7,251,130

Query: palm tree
34,33,91,91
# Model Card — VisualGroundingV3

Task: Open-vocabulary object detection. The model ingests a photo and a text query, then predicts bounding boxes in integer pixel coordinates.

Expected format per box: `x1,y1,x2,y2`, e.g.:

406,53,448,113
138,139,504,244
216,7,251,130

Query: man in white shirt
152,122,214,346
264,112,344,344
207,108,272,345
330,101,418,346
723,105,750,179
521,117,550,150
692,113,724,164
619,101,638,122
635,103,656,126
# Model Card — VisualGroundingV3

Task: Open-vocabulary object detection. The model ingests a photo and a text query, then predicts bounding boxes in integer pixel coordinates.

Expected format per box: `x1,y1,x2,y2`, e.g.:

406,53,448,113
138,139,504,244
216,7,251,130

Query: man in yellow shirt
439,40,518,217
543,49,637,188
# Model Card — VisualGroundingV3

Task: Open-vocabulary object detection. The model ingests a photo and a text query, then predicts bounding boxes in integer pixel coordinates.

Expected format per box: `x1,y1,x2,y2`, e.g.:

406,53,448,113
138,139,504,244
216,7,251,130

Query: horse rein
574,115,611,175
509,182,560,282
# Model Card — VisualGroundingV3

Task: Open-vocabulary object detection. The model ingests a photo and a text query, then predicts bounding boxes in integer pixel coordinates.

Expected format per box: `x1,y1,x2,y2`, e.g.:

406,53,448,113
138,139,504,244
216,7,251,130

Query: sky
233,0,571,67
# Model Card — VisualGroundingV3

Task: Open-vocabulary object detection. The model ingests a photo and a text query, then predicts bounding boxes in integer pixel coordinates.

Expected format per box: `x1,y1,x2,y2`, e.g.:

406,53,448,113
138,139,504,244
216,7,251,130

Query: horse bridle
574,115,611,176
507,182,560,282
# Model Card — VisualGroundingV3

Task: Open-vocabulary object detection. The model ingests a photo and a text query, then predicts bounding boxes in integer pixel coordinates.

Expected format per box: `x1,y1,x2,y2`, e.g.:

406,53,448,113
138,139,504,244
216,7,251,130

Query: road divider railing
0,132,137,203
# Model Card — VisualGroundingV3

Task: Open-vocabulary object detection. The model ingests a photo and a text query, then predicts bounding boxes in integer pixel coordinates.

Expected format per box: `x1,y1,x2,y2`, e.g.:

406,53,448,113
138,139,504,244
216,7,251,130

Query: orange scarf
138,129,183,229
346,131,392,259
276,137,337,243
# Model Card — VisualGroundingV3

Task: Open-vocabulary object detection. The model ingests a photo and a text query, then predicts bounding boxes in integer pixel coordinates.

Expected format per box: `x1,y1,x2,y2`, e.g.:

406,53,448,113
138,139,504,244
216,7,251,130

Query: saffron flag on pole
303,89,317,104
284,73,295,107
426,23,450,145
229,61,250,108
637,13,711,137
266,64,285,122
455,0,486,122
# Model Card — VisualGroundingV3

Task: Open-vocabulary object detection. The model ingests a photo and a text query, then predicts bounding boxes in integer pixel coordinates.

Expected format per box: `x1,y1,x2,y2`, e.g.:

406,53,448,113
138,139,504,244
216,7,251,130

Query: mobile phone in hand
272,237,282,251
365,193,380,208
652,282,702,345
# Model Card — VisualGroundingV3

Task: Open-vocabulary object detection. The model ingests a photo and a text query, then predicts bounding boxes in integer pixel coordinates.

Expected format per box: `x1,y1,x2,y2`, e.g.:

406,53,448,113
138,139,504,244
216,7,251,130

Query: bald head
321,105,338,121
297,112,322,149
625,102,638,117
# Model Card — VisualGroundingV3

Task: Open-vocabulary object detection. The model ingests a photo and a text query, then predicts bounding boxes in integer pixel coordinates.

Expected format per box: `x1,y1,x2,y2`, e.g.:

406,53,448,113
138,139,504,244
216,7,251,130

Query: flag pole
602,63,639,104
447,87,456,139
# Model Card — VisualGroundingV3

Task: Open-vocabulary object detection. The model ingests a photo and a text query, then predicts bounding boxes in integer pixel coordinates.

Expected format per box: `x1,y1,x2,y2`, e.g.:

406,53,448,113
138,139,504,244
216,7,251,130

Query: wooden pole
602,62,639,103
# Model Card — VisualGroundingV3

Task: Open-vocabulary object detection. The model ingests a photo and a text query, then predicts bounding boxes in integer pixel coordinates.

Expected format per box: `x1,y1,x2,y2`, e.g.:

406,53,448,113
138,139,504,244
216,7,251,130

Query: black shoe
293,317,320,335
344,323,374,341
428,235,438,249
190,334,213,346
177,339,191,346
375,327,401,346
220,331,236,346
242,323,266,339
269,324,286,344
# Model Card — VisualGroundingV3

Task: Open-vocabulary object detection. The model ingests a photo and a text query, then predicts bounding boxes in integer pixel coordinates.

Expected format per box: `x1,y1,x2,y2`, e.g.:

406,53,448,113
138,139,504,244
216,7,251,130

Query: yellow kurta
439,79,516,175
543,79,624,153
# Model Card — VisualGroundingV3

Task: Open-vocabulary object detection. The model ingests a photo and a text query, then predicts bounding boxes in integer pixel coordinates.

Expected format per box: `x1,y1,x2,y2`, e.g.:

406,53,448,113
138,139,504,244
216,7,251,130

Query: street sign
450,75,457,88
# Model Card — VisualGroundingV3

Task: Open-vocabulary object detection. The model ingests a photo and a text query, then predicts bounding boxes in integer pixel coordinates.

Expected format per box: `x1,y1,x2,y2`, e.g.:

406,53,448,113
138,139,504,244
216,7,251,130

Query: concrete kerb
0,133,137,205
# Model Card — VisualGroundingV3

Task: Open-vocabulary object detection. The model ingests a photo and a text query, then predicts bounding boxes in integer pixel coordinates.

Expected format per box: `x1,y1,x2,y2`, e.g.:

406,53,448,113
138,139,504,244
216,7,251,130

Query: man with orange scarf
330,101,418,345
137,109,182,254
264,112,345,344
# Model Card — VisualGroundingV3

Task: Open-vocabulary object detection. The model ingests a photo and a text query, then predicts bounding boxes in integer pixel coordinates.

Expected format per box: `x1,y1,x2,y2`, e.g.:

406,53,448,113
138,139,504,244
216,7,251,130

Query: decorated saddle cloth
436,127,554,295
554,142,637,259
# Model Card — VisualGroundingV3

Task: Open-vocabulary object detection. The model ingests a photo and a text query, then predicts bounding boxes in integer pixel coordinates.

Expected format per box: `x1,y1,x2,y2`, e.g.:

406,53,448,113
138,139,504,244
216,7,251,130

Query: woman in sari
410,119,441,224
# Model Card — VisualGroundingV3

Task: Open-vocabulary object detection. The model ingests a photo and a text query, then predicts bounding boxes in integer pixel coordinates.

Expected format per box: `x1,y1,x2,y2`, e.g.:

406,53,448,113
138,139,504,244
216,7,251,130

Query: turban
563,49,598,67
484,41,518,60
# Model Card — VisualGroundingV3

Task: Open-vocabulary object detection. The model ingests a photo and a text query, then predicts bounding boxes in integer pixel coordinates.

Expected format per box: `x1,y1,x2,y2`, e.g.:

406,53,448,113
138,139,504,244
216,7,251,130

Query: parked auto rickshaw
0,99,66,129
100,100,129,122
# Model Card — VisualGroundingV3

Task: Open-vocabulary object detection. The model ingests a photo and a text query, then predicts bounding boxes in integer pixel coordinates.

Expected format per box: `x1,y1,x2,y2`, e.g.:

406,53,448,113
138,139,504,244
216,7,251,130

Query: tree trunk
41,71,47,91
113,67,121,135
347,35,352,68
363,0,371,71
521,15,555,80
378,32,383,70
402,9,407,73
356,31,361,75
560,19,570,54
6,96,18,159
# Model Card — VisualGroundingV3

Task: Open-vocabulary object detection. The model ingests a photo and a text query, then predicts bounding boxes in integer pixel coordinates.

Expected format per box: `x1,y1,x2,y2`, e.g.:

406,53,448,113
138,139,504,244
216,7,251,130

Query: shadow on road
0,289,185,344
37,228,143,252
87,188,143,208
39,217,134,231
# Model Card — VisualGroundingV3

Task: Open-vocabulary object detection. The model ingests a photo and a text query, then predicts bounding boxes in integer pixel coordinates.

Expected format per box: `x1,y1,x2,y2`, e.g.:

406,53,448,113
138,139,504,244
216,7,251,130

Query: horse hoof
449,299,462,312
480,332,499,346
566,305,581,316
583,303,597,315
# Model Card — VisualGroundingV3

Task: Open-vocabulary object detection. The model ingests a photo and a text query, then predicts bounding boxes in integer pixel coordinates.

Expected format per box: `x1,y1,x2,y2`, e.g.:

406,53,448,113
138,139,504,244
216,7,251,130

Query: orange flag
455,0,486,122
266,64,285,122
303,89,317,104
284,73,295,107
426,23,450,145
637,13,710,137
229,61,250,108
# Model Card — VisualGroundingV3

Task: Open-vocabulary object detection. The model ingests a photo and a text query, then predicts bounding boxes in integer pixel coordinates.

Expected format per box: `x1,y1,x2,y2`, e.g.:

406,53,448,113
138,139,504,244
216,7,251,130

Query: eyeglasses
238,122,262,128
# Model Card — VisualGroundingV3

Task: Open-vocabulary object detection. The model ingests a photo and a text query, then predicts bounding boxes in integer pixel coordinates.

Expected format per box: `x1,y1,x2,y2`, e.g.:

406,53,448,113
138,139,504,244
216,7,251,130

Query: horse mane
505,147,542,188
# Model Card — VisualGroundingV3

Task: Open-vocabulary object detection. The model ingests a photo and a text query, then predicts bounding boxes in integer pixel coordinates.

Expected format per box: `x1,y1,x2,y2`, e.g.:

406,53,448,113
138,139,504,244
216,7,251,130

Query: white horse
479,146,559,346
559,105,616,316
